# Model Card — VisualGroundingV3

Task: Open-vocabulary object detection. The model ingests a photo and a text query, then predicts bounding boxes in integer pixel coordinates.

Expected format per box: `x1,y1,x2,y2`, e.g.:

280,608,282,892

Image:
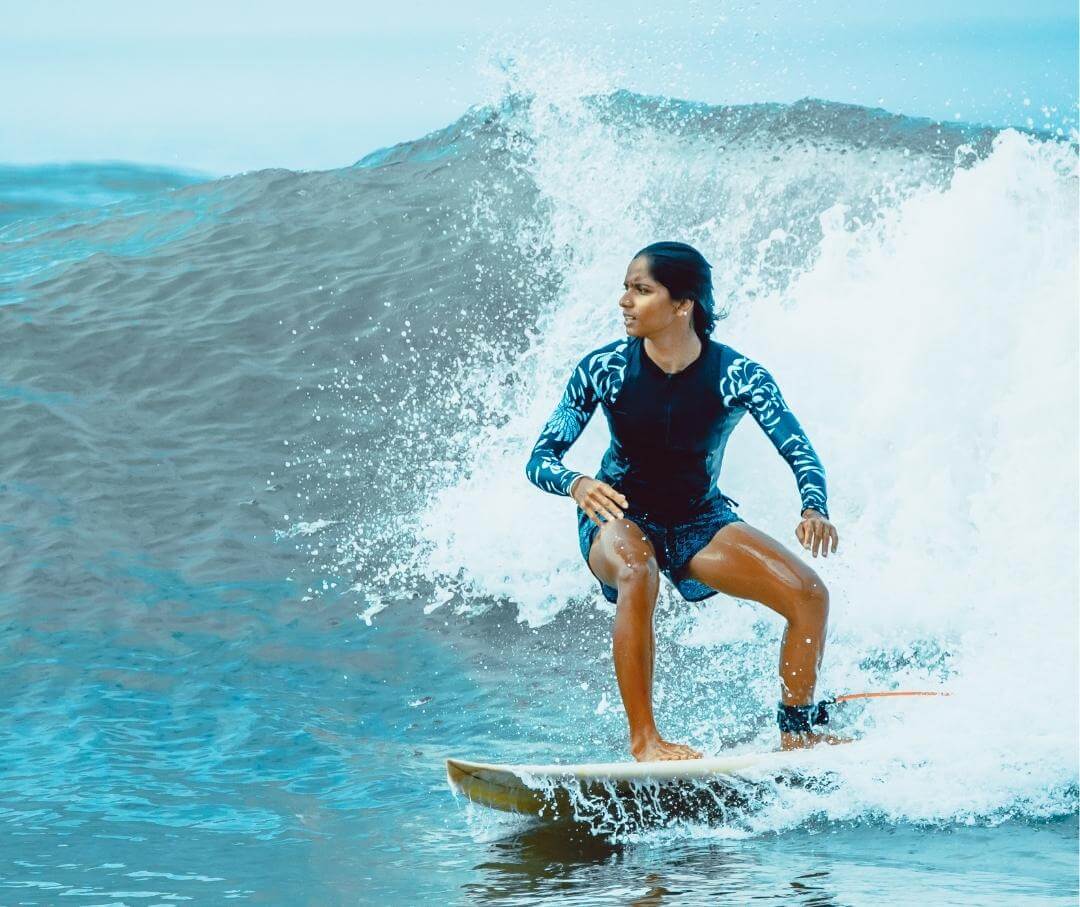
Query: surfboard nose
445,758,552,814
445,758,469,794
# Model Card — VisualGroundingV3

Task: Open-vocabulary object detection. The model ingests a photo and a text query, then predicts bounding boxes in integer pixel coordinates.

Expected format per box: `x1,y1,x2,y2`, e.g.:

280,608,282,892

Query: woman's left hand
796,509,838,558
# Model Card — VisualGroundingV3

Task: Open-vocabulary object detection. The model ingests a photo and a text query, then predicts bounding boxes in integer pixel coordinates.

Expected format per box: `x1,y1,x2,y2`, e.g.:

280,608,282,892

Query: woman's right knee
613,561,660,608
614,558,660,600
591,519,659,595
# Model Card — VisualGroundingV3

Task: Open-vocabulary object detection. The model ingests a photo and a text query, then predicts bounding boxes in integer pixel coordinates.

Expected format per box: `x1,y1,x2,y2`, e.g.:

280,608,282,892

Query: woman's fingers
602,483,629,509
796,517,839,557
596,486,625,520
588,486,632,526
608,483,629,507
590,498,621,523
815,521,840,557
589,500,619,527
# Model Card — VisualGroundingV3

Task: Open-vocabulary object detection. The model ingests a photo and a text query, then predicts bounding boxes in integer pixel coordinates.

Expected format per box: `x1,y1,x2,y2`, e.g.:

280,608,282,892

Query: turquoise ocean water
0,77,1077,903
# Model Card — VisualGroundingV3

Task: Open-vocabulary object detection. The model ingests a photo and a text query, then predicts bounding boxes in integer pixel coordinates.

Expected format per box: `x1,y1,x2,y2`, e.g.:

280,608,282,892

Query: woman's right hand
572,477,629,527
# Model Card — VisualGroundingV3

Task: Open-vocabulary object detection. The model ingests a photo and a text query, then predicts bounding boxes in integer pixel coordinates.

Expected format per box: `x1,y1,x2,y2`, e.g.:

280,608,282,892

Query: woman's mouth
623,315,636,323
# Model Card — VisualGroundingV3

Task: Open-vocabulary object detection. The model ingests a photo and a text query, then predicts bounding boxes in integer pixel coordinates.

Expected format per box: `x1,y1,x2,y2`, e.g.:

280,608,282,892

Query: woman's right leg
587,518,703,762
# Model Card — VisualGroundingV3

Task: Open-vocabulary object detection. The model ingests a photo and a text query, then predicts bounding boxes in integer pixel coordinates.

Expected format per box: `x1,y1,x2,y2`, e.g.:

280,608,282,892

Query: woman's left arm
726,355,838,556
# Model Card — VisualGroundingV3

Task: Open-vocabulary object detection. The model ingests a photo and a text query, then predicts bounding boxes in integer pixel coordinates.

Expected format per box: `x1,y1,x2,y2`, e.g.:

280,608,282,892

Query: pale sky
1,0,1076,176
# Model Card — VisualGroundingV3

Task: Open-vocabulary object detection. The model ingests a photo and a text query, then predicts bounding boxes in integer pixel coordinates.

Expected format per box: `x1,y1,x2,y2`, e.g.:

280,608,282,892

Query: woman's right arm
524,356,599,497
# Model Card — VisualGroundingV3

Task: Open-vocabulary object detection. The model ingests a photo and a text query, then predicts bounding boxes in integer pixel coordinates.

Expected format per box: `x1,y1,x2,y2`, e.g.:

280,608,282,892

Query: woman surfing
525,242,843,762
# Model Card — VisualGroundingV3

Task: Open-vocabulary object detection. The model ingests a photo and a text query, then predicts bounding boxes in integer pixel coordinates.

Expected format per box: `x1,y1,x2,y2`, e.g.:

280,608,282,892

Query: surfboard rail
445,750,795,818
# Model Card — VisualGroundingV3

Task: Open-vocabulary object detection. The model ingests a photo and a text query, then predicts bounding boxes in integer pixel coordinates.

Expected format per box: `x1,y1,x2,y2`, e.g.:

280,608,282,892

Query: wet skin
570,256,841,762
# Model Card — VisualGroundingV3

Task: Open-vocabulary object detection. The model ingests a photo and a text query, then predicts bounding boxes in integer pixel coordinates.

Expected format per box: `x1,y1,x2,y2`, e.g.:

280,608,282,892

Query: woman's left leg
683,520,834,747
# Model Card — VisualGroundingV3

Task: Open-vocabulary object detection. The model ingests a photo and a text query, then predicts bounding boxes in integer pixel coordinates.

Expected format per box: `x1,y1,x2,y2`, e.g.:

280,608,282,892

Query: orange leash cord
833,690,951,703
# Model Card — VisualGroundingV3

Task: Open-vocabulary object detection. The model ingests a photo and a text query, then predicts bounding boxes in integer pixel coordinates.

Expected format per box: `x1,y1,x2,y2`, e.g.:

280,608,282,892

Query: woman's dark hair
633,241,717,341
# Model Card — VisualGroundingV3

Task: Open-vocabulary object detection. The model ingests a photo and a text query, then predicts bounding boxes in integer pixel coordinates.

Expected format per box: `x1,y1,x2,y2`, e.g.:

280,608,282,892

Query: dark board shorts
576,492,744,603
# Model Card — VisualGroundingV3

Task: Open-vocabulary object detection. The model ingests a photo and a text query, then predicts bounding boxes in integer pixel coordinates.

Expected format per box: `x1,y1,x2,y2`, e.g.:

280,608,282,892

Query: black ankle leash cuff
777,698,835,734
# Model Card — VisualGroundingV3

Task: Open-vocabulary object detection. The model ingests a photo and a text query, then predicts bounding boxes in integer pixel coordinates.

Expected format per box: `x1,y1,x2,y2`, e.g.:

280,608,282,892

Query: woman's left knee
795,574,829,627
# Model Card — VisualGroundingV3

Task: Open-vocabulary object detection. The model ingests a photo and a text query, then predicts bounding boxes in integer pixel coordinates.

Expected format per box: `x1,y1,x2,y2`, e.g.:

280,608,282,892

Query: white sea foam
423,56,1078,828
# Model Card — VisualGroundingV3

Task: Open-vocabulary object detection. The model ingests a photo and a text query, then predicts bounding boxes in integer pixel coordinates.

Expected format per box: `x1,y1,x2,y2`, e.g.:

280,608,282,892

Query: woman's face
619,256,692,336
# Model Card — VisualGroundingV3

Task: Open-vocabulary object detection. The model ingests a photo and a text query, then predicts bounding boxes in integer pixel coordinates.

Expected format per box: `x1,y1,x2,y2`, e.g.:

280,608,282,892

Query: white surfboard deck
446,748,810,818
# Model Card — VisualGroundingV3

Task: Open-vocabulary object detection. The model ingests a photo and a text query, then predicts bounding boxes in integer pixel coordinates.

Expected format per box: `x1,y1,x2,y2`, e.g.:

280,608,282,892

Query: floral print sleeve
724,354,830,519
524,356,600,497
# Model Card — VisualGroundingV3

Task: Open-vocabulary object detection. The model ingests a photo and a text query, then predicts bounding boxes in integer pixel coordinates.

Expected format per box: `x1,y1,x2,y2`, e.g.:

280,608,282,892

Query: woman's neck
643,328,702,374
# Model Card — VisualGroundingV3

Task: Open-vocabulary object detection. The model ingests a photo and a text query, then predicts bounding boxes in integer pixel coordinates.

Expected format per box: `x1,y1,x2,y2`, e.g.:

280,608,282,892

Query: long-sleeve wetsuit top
524,334,829,523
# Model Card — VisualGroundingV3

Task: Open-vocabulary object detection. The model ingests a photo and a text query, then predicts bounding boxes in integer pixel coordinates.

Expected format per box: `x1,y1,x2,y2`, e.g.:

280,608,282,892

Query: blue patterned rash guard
524,334,829,524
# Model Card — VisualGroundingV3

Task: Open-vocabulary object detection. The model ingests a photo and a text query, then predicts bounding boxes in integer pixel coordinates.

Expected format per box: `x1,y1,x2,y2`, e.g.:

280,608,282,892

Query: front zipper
664,373,673,446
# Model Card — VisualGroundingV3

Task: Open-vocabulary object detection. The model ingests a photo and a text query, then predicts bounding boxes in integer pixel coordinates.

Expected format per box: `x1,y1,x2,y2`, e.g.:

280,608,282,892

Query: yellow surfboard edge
445,749,799,819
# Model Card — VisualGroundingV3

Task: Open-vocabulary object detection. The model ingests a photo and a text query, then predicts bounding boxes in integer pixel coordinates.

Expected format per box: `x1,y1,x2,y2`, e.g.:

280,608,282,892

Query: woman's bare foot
631,734,703,762
780,730,854,751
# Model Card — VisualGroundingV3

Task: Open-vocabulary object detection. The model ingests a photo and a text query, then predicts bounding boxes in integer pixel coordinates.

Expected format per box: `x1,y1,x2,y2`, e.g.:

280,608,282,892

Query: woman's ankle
629,728,661,749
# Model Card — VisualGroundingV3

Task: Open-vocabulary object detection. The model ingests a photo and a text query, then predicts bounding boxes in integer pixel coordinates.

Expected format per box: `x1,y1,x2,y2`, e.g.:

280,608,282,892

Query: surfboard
446,692,948,821
445,748,803,821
